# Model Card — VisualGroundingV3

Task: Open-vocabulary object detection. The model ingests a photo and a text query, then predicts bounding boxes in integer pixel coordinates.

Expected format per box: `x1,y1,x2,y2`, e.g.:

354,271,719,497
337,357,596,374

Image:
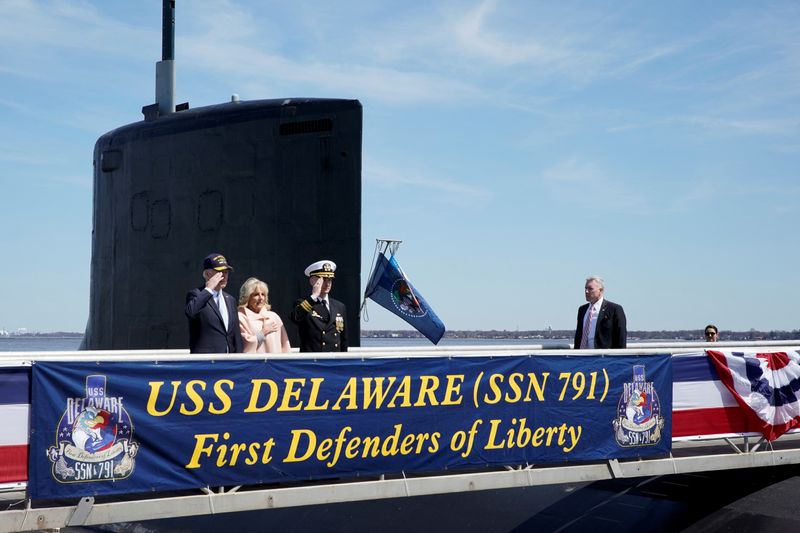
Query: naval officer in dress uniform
185,253,243,354
290,260,348,352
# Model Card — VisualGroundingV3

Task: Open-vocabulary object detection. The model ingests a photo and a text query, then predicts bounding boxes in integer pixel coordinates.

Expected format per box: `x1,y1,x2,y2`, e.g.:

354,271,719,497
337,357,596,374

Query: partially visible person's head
584,276,605,304
704,324,719,342
305,260,336,296
202,253,233,289
239,277,270,311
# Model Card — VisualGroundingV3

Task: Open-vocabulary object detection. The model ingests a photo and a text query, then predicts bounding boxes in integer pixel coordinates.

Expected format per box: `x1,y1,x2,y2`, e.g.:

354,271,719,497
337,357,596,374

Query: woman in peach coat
237,277,291,353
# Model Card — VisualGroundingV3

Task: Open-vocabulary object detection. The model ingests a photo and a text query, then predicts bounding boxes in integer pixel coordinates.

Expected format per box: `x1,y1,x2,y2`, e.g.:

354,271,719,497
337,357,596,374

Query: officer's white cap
304,260,336,278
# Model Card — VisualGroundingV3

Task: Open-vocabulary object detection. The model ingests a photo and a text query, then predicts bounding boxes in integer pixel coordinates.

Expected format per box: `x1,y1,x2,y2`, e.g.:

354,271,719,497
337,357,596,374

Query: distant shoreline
4,328,799,342
364,328,800,342
0,332,84,338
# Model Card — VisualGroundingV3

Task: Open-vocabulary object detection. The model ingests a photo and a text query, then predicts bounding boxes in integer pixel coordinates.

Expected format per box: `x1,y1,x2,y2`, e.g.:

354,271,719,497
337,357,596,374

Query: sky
1,0,799,334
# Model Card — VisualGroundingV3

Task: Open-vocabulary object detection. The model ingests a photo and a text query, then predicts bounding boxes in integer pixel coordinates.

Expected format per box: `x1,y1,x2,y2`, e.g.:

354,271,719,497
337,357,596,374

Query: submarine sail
81,3,361,350
82,98,362,350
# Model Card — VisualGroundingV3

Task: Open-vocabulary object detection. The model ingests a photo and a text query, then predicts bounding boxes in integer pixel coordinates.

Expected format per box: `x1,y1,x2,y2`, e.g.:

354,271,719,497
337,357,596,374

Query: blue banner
364,252,445,344
29,354,671,498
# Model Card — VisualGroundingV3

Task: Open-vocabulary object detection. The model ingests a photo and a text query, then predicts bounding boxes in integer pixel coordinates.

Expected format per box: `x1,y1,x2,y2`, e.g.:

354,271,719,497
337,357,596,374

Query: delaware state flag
706,349,800,441
364,252,445,344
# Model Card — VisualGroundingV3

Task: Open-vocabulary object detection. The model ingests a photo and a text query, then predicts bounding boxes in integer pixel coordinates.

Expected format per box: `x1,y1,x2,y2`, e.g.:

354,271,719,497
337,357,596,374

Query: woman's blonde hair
239,277,271,310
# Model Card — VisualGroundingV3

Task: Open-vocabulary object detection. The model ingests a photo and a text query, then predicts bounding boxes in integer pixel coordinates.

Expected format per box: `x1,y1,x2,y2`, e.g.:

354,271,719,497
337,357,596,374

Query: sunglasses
704,331,717,336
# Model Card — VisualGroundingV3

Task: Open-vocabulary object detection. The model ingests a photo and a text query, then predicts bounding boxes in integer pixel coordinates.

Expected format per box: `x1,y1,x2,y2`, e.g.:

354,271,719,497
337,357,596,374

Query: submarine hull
83,98,362,350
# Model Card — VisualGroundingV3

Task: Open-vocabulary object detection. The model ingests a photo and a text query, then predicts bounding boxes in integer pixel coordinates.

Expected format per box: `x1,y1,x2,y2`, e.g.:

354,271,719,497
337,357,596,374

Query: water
0,336,566,352
0,336,83,352
361,336,569,348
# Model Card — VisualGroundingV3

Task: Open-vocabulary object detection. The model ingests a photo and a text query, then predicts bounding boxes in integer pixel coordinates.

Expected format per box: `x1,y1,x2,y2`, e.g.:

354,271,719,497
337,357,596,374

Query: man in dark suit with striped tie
185,253,243,354
574,275,627,349
290,259,348,352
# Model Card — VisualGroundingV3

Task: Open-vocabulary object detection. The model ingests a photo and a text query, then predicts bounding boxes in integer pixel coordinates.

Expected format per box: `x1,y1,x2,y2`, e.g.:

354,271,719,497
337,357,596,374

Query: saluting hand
205,272,224,291
310,276,323,300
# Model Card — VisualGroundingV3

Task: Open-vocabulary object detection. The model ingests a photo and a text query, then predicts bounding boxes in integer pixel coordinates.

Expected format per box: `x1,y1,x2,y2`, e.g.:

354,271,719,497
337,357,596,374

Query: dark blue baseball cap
203,253,233,271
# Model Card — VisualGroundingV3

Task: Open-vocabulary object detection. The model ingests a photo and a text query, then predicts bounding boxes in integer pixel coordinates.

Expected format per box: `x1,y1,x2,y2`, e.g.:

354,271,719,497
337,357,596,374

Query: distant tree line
3,331,83,337
9,329,800,341
363,329,800,341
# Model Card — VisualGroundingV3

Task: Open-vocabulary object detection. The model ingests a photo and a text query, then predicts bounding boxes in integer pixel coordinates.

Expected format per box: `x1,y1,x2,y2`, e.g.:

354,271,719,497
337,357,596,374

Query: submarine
81,1,361,350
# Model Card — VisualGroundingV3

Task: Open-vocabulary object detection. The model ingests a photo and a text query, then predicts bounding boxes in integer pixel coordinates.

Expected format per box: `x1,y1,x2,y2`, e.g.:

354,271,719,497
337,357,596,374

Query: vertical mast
155,0,176,115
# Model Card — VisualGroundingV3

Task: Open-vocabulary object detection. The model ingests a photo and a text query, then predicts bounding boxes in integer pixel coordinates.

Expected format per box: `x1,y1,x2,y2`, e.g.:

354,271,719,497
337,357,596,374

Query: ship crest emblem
613,364,664,447
390,279,427,318
47,375,138,484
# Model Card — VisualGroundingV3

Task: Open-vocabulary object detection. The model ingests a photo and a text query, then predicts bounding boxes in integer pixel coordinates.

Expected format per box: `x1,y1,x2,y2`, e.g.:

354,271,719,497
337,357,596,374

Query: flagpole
360,238,403,319
376,238,402,256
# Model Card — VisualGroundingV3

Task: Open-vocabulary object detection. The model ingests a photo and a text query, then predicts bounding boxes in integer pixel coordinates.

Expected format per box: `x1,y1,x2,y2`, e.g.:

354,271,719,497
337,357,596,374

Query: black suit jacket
185,287,243,354
290,296,348,352
574,299,627,349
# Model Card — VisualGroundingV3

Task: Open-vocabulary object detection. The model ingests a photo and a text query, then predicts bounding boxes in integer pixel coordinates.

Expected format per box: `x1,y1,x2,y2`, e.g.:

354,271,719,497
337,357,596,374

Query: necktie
217,292,229,331
580,304,593,349
318,299,329,319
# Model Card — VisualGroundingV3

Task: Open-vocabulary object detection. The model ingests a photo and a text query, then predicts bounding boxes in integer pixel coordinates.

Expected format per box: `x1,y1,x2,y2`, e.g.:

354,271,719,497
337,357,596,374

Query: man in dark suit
185,253,243,354
574,276,627,349
290,259,348,352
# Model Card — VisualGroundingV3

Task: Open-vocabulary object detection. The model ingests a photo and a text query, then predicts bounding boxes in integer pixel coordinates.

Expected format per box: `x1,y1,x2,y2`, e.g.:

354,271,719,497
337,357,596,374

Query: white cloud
541,156,648,211
674,115,799,136
182,37,481,104
365,157,490,207
542,157,602,185
448,0,569,68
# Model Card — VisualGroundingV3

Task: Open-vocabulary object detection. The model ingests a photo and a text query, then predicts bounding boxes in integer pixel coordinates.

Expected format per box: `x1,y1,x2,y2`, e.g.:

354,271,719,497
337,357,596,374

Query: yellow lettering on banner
505,373,523,402
146,380,181,416
442,374,464,405
481,373,550,405
316,435,333,461
259,374,469,412
214,433,234,467
186,433,218,468
305,378,329,410
208,379,233,414
282,425,442,468
246,442,260,465
427,433,441,453
526,372,549,402
244,379,279,412
147,380,234,417
388,376,412,408
485,419,505,449
545,425,559,445
285,429,316,462
414,375,440,406
180,380,206,415
565,426,582,452
483,419,582,452
186,433,276,468
278,378,305,411
381,424,403,456
400,433,416,454
332,378,358,410
483,374,504,405
345,436,362,459
362,435,381,458
362,377,396,409
531,426,545,446
245,439,276,465
329,426,353,467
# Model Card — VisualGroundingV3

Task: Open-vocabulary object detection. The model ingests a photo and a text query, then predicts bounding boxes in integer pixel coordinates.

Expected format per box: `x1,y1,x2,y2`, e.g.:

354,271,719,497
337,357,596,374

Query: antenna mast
155,0,176,115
